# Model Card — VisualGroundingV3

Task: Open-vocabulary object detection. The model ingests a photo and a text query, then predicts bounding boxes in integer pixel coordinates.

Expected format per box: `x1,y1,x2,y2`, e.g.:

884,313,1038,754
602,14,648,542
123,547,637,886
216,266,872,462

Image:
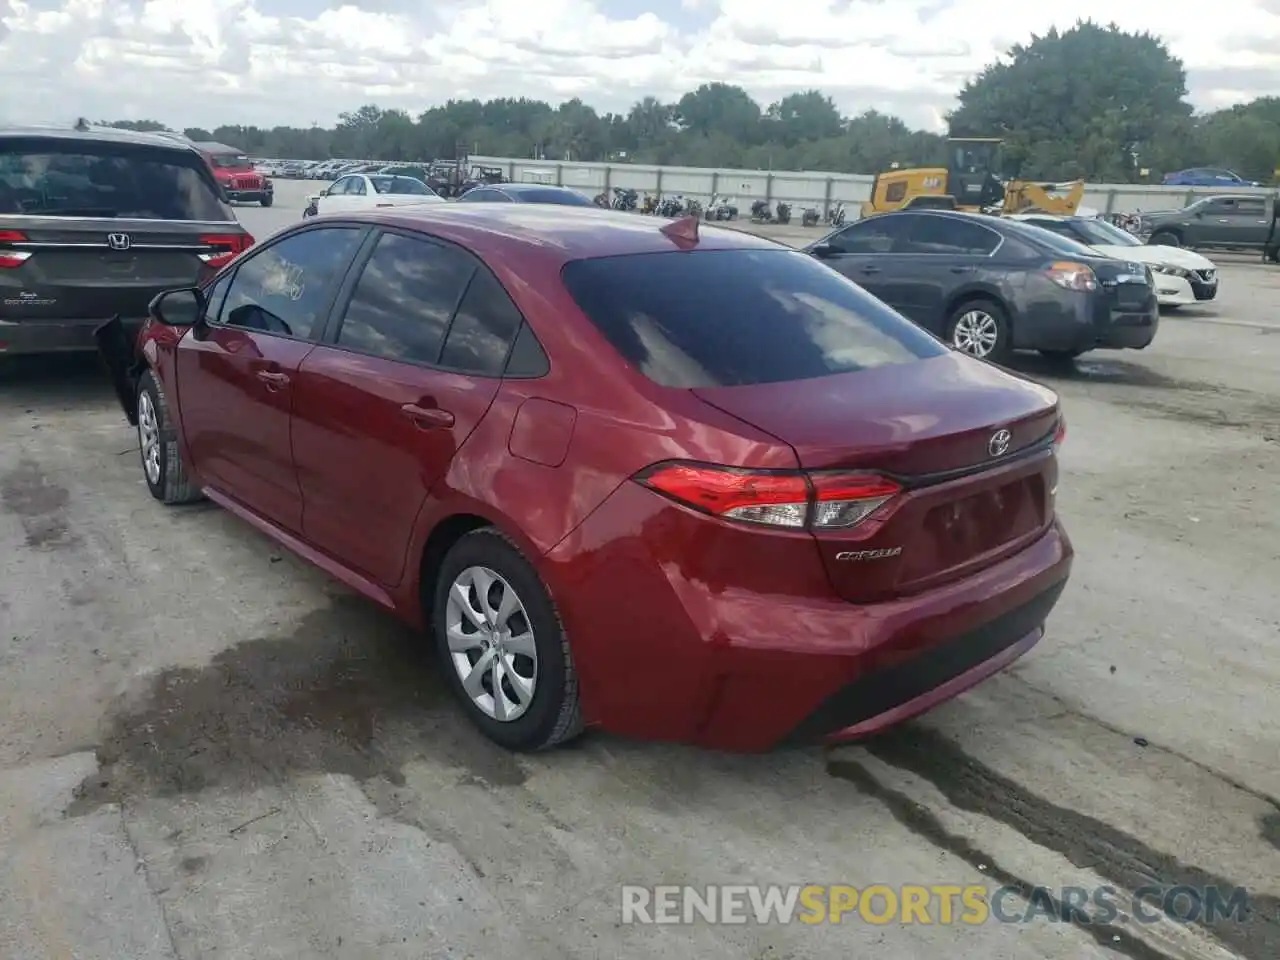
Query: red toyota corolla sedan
97,204,1072,753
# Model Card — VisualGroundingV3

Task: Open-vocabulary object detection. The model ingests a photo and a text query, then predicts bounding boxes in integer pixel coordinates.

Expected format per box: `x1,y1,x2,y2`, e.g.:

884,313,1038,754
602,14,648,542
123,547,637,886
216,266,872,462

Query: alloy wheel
445,565,538,722
138,392,162,485
952,310,1000,358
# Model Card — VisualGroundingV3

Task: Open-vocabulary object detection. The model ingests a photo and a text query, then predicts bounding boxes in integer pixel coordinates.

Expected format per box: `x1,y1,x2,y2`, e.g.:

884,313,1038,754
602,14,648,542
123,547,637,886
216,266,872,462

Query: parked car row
806,209,1160,362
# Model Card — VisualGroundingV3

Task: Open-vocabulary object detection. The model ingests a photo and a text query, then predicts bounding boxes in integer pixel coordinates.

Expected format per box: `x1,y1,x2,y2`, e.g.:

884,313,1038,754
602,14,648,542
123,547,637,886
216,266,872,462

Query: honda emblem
106,233,131,251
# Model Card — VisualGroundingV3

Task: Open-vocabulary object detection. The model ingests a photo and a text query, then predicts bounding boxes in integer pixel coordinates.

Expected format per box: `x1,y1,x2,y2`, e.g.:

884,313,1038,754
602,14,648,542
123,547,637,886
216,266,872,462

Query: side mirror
149,287,206,327
810,242,837,258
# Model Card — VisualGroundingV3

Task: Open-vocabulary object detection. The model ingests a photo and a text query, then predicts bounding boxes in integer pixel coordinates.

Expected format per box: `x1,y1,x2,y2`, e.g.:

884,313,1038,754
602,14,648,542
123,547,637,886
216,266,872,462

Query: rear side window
439,268,524,375
560,249,947,388
335,233,475,364
0,139,232,220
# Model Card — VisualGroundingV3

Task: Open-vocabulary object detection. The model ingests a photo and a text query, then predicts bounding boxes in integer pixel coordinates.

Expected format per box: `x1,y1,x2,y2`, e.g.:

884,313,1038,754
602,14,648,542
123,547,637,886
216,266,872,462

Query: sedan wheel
138,392,162,487
951,309,1001,358
445,565,538,722
432,528,583,750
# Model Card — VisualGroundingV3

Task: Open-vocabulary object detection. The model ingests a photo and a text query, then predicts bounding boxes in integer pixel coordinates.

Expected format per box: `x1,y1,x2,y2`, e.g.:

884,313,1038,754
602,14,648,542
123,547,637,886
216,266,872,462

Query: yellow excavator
859,137,1086,218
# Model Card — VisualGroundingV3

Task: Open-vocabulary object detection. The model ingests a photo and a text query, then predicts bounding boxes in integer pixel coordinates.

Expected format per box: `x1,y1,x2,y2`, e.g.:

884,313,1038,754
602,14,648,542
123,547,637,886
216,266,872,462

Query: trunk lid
0,216,245,321
693,352,1061,602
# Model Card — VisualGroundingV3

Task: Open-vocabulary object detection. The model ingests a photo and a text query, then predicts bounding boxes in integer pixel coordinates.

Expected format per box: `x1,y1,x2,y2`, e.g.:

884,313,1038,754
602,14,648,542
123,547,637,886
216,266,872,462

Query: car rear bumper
542,481,1073,752
0,316,144,355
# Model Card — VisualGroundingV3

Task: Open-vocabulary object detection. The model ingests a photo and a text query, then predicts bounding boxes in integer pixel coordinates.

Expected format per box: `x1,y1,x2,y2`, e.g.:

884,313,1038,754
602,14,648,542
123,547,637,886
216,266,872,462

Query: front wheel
946,300,1011,364
260,194,273,208
432,528,583,751
137,370,204,505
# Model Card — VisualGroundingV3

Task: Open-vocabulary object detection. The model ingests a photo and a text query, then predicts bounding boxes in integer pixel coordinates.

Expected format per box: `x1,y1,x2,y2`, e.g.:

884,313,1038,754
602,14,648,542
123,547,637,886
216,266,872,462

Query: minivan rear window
560,249,947,388
0,139,233,220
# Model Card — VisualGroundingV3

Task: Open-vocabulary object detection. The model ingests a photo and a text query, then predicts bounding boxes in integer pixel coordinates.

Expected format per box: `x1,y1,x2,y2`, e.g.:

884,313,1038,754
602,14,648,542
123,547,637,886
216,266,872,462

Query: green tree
948,21,1192,181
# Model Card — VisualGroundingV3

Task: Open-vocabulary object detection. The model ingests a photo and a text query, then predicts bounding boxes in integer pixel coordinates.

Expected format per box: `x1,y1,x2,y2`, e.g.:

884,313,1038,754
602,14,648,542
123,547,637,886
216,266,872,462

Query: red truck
194,140,273,206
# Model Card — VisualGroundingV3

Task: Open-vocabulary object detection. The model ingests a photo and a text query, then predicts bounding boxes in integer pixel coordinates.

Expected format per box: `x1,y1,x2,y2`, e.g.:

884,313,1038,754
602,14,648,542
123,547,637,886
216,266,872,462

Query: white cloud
0,0,1277,131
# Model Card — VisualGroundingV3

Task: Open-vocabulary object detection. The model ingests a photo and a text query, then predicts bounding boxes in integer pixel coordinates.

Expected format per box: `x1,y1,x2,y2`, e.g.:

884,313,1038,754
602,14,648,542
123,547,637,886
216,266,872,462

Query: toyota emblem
988,429,1012,457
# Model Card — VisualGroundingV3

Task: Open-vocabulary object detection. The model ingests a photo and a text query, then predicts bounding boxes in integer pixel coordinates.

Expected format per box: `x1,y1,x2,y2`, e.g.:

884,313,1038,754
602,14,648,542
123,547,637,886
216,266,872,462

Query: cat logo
922,176,943,189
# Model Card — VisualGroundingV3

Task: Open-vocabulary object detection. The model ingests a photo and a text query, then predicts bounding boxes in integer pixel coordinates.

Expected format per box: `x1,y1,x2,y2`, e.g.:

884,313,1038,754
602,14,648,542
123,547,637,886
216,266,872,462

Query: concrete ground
1,180,1276,960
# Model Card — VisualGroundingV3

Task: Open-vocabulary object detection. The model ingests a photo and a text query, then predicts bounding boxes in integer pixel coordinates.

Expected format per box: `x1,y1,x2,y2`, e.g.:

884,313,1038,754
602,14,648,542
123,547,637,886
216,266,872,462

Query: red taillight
0,229,31,268
1053,416,1066,450
198,232,254,269
635,462,902,530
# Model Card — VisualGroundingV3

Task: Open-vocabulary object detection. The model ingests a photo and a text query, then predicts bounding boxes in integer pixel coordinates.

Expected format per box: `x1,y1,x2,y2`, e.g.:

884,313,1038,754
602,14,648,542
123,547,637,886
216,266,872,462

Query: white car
1010,214,1219,307
308,173,446,216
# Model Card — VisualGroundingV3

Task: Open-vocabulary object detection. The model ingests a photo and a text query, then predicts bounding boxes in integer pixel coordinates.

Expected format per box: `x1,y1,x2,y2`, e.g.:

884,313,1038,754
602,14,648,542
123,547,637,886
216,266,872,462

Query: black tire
431,528,583,751
1149,230,1180,247
260,195,273,208
945,298,1012,364
137,370,204,505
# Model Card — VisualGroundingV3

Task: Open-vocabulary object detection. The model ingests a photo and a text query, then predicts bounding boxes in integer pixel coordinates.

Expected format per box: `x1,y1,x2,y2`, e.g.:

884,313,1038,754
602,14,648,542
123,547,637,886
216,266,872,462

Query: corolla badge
835,547,902,561
988,429,1012,457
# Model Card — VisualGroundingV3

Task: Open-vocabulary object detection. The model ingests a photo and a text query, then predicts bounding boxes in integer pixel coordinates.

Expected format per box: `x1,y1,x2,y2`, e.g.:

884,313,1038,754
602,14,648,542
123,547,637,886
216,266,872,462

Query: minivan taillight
1053,415,1066,450
635,462,902,530
198,233,254,269
0,230,31,268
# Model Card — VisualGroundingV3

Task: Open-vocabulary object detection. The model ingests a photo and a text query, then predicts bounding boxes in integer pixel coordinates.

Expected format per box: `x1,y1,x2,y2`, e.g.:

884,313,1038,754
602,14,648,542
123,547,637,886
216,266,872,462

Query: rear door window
438,268,525,375
333,232,476,364
901,216,1001,255
560,249,947,388
0,138,232,220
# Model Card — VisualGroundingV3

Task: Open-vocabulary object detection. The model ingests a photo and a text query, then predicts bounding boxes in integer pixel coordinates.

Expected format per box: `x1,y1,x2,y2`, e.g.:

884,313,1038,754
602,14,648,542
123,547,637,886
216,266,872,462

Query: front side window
219,227,363,340
0,139,232,220
827,216,909,254
334,233,476,364
561,249,947,388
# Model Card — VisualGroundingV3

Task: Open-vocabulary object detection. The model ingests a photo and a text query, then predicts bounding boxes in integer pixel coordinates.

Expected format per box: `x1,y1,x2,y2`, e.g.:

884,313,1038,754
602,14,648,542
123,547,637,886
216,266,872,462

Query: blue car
1162,167,1259,187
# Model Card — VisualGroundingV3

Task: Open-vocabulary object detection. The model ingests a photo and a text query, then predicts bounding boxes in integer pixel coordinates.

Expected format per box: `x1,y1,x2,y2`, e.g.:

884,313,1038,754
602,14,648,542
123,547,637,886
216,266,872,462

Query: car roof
0,123,200,152
313,204,788,263
192,141,245,155
492,183,578,194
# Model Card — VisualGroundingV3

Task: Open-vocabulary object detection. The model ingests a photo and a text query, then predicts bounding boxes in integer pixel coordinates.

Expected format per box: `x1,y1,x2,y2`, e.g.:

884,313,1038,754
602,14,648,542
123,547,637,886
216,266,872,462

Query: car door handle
950,266,975,274
401,403,454,428
256,370,289,389
860,265,881,274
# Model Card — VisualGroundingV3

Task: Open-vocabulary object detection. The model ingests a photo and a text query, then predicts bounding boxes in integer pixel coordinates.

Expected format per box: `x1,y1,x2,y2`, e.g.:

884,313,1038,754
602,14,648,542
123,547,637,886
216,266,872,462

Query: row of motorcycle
592,186,848,226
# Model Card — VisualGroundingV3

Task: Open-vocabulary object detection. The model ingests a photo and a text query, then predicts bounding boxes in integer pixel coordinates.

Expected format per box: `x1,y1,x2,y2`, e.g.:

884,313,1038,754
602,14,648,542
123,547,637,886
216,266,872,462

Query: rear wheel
1149,230,1180,247
431,528,583,751
137,370,203,505
946,299,1011,364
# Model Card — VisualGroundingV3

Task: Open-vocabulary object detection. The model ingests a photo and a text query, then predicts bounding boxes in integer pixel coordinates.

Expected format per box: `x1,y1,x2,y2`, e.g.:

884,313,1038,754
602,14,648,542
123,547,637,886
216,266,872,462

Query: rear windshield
1010,222,1099,260
560,249,947,388
210,154,253,170
517,188,594,206
370,175,433,195
0,139,233,220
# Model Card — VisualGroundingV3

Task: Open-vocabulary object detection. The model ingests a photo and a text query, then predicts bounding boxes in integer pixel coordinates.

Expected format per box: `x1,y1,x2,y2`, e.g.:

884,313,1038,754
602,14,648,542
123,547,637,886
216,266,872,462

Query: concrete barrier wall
471,156,1275,216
